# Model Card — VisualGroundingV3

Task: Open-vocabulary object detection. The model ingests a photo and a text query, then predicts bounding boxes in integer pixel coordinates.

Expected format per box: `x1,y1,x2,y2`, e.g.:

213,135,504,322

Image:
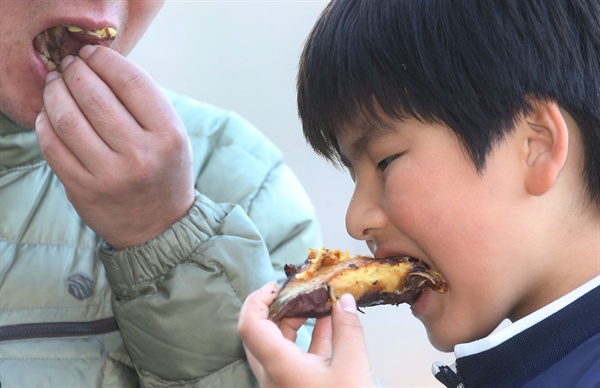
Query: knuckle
121,68,151,95
164,131,188,152
54,109,82,135
129,149,154,183
82,88,110,112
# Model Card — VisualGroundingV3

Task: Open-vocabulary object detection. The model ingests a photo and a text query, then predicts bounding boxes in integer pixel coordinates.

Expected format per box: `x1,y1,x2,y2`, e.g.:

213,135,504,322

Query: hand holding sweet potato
238,282,378,387
35,45,195,249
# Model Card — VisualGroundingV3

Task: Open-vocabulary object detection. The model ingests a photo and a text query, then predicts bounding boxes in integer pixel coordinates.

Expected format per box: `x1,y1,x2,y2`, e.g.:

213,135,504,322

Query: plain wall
129,1,454,386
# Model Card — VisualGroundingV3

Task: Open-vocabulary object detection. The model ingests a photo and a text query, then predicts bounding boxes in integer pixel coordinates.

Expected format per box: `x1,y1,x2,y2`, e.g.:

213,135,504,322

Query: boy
238,0,600,386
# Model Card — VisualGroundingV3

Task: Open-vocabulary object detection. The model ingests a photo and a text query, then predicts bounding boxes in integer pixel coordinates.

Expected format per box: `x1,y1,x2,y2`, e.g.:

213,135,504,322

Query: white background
130,1,454,386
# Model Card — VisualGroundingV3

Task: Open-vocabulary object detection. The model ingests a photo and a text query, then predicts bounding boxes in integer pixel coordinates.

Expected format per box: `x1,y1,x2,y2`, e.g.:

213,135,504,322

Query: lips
33,24,117,72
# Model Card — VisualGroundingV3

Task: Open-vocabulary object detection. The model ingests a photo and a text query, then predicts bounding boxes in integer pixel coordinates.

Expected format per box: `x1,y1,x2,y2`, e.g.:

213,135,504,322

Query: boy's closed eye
377,153,404,172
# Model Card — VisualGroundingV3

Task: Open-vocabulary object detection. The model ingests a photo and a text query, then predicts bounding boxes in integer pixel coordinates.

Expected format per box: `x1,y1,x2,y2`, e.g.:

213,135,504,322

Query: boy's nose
345,180,388,243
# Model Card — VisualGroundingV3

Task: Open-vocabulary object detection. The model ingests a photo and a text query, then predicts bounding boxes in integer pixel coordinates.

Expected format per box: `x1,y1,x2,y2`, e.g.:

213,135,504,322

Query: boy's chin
424,319,503,353
425,330,457,353
421,317,467,352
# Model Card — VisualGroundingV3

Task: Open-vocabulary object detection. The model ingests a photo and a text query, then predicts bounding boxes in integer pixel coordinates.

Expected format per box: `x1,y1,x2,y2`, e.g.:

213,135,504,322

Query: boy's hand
238,282,378,387
35,45,195,250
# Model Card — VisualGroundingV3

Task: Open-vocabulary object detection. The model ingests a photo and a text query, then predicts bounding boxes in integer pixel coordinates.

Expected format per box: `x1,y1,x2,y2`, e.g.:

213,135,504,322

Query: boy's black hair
298,0,600,205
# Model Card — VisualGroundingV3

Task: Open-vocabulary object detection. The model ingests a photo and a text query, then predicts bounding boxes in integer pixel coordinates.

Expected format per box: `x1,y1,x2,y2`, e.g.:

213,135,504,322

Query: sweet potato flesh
268,248,447,321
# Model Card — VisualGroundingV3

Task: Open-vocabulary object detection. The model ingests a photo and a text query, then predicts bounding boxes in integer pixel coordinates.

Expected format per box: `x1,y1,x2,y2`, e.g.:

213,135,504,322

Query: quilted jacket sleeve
99,192,276,386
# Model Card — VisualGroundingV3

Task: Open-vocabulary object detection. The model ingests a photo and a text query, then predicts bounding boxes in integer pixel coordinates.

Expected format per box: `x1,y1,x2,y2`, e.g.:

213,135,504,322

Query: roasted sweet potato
269,248,448,321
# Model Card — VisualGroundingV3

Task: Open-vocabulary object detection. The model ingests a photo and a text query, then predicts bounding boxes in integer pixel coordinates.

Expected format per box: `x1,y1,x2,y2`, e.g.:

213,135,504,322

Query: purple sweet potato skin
270,287,331,321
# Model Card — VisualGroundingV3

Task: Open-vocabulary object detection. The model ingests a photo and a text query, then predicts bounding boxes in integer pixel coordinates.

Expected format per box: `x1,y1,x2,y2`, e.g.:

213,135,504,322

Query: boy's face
0,0,165,129
338,117,540,351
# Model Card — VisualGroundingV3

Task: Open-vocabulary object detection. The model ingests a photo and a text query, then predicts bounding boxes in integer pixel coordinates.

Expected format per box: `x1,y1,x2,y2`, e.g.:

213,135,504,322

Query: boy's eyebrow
341,127,394,167
351,135,371,159
338,134,368,169
338,115,401,168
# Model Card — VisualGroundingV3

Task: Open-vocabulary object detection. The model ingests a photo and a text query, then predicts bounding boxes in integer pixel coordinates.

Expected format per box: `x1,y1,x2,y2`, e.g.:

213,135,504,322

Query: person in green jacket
0,1,321,386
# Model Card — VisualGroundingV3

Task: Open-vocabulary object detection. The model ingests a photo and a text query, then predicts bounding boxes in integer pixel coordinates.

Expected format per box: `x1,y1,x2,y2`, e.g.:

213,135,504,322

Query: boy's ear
522,99,569,196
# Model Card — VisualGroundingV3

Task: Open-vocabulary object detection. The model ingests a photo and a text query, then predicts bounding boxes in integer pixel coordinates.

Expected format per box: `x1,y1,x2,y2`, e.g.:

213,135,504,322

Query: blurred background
130,1,454,386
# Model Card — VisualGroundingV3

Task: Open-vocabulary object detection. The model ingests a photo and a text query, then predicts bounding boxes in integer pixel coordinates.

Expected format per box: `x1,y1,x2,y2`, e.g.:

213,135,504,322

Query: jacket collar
0,112,44,172
434,276,600,387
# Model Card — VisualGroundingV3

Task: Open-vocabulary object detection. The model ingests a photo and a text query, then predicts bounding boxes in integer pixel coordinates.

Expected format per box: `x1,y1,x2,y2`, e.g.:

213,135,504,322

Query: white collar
454,275,600,358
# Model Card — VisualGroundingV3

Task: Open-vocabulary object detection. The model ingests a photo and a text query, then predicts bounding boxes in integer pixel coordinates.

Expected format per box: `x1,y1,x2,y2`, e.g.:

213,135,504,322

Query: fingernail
45,71,60,83
338,293,357,314
264,281,278,291
79,45,97,60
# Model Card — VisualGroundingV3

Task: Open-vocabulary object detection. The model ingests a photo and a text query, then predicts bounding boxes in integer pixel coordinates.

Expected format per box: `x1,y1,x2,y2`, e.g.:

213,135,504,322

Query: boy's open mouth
33,24,117,72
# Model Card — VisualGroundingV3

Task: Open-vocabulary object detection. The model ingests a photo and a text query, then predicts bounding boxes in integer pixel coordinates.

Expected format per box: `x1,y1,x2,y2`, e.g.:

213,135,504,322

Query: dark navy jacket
434,277,600,387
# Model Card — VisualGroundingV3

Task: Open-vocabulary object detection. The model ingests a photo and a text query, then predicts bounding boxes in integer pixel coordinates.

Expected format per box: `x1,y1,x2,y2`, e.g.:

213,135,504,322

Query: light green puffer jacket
0,89,322,387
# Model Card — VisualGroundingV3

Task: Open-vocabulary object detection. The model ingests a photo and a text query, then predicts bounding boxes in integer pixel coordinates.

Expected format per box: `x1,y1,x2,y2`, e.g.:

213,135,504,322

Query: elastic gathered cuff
98,191,230,299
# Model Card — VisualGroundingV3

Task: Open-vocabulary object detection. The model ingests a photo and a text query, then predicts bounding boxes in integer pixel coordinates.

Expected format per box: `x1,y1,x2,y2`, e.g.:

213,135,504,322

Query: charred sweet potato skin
268,248,447,321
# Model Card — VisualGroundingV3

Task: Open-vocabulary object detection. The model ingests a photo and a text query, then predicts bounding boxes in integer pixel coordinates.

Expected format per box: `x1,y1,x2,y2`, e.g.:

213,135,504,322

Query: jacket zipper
0,317,118,342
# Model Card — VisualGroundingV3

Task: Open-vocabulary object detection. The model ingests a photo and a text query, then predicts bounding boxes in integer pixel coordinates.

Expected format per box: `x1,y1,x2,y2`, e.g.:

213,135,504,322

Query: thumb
330,294,371,369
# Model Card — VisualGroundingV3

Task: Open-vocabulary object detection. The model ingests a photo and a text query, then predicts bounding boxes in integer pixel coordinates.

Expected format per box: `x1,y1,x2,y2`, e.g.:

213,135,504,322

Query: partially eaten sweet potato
269,248,448,321
34,24,117,72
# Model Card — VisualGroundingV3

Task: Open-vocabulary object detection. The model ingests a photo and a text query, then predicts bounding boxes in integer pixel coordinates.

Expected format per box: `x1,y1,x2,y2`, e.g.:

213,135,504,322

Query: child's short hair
298,0,600,205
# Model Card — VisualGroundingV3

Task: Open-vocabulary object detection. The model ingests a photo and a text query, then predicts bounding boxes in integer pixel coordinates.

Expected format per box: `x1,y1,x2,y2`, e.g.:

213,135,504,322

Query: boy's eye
377,154,400,172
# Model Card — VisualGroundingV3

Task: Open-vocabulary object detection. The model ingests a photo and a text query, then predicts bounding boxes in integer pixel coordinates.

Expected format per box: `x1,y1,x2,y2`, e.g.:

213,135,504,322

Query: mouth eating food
34,24,117,72
268,248,448,321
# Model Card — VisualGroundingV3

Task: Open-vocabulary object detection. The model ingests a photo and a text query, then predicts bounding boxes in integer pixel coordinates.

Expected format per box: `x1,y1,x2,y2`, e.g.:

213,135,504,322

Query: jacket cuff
98,191,228,300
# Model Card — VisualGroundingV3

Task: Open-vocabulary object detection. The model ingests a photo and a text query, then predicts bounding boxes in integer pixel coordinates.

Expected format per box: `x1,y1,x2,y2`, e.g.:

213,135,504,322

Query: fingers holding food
40,69,116,173
77,45,183,135
34,23,194,250
34,24,117,72
238,283,304,369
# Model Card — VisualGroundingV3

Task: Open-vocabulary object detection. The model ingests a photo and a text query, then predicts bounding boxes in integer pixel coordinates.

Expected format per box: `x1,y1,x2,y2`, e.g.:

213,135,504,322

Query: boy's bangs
298,0,600,206
297,0,539,170
297,1,432,167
